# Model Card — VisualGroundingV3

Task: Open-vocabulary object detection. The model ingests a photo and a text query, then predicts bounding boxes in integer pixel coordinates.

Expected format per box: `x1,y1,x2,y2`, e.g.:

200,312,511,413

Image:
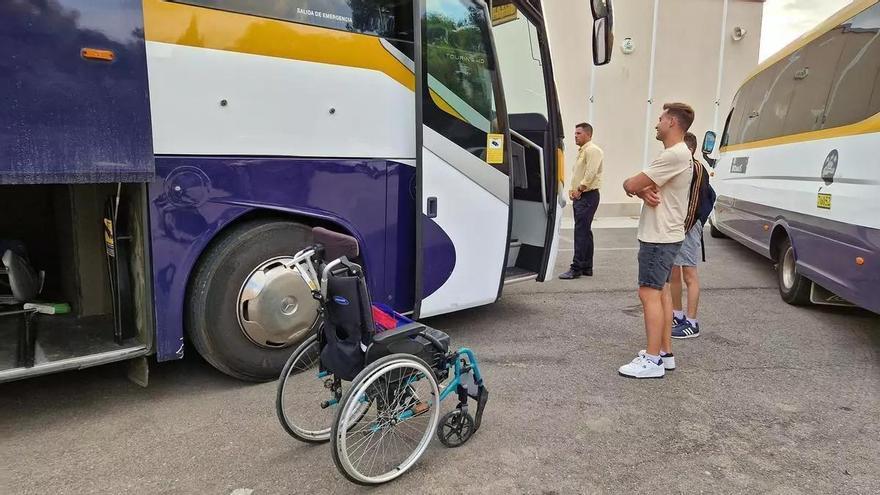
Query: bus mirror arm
702,152,717,169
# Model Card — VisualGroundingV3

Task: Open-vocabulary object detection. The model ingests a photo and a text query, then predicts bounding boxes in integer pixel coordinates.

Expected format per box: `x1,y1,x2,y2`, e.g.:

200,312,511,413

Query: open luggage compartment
0,184,152,381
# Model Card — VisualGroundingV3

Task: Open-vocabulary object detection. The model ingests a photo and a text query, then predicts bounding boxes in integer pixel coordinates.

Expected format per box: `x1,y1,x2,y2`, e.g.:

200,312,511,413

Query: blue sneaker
672,313,687,328
672,320,700,339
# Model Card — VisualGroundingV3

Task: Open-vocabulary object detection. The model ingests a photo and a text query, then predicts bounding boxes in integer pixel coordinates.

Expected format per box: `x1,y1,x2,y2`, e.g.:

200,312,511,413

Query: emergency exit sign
491,4,518,26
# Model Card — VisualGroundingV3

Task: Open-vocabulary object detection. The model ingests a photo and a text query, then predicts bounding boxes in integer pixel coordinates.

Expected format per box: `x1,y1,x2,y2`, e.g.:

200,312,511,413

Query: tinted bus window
720,97,736,148
755,53,801,141
824,4,880,129
735,70,772,145
782,30,846,135
174,0,413,41
726,83,754,145
423,0,503,166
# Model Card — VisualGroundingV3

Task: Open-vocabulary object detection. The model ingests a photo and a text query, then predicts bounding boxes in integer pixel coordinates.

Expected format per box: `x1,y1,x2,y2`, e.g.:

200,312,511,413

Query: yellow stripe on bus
143,0,415,89
720,112,880,153
143,0,468,124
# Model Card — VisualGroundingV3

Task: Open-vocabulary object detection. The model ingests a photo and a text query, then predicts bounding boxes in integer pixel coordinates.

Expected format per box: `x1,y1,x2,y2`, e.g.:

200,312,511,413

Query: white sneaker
639,350,675,370
618,355,665,379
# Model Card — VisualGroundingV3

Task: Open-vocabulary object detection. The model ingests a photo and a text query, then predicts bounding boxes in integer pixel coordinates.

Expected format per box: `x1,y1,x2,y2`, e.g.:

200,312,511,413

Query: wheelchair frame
275,233,489,485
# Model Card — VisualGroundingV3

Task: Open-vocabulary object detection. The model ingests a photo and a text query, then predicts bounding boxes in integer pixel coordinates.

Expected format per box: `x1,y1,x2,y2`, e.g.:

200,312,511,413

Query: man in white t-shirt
618,103,695,379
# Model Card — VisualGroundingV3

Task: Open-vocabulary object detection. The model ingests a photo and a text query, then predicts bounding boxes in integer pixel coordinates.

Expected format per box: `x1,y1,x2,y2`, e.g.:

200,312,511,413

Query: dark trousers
571,189,600,273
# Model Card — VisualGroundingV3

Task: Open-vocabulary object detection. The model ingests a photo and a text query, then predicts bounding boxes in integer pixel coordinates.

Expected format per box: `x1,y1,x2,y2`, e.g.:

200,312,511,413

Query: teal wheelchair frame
275,228,489,486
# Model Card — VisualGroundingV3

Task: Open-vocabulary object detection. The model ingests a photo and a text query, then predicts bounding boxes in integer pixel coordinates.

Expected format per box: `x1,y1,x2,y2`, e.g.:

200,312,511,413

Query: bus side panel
0,0,154,184
714,130,880,313
148,158,417,361
717,195,880,313
787,217,880,314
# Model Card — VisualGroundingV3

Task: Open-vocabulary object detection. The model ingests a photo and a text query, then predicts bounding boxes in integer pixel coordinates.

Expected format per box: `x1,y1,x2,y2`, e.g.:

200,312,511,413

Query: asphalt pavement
2,226,878,494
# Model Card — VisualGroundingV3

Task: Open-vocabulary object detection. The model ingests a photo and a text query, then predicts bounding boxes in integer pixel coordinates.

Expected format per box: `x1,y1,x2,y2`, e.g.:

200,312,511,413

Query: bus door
492,1,564,284
413,0,511,318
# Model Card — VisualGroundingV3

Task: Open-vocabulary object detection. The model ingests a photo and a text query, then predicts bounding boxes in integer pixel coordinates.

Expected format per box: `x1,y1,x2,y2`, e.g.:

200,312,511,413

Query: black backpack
684,159,717,261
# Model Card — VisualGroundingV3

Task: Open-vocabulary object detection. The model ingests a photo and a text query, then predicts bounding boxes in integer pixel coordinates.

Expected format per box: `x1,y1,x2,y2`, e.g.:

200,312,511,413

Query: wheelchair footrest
473,385,489,432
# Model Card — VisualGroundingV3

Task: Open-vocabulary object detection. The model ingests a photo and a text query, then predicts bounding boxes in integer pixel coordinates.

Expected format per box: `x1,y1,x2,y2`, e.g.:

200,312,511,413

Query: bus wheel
187,219,318,381
777,238,811,306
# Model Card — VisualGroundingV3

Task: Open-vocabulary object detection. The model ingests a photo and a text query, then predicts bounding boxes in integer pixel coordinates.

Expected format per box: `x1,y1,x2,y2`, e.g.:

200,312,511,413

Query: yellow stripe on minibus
721,113,880,153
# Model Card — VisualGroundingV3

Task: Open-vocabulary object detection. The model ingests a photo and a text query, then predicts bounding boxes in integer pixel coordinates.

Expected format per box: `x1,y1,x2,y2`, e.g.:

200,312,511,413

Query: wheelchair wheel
437,408,474,448
277,333,372,443
331,354,441,485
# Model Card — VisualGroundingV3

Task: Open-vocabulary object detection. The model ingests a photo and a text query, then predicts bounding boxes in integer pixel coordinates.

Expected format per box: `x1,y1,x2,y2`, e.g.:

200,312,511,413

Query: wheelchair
276,227,489,485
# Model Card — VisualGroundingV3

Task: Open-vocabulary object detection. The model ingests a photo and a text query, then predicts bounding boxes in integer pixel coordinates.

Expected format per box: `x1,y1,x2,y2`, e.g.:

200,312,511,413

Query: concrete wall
542,0,764,217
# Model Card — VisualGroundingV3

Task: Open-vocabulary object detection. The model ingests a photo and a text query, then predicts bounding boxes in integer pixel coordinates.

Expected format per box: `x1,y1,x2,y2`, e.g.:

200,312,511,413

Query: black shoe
583,269,593,276
558,270,581,280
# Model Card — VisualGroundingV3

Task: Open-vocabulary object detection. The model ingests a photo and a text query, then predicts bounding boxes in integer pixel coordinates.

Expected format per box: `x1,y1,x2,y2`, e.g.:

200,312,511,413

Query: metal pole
642,0,661,168
589,59,596,123
713,0,730,134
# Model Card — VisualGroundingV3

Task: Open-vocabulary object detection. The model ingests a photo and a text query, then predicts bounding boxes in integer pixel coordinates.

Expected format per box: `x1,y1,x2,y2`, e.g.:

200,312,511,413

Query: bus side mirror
591,5,613,66
702,131,716,154
702,131,718,168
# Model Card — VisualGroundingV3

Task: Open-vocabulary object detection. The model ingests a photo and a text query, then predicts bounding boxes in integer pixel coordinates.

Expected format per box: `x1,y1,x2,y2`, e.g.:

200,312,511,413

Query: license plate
817,193,832,209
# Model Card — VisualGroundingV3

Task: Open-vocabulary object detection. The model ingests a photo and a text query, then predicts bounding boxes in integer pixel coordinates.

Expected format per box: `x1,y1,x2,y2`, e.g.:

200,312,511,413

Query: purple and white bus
0,0,614,383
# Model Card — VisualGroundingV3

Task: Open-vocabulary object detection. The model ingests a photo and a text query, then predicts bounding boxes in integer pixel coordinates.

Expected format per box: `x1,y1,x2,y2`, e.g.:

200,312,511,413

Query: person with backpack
670,132,717,339
617,103,695,379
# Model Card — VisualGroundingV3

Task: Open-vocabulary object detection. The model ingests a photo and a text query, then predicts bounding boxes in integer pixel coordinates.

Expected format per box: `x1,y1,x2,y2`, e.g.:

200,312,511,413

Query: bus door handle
427,197,438,218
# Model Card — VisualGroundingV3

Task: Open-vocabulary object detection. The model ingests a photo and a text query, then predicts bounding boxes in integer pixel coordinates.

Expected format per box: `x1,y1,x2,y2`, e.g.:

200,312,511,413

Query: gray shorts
638,241,683,290
674,221,703,267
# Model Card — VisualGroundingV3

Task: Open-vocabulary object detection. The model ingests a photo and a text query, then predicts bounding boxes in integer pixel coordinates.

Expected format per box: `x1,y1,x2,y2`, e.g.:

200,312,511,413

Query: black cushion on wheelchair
312,227,359,261
365,324,450,370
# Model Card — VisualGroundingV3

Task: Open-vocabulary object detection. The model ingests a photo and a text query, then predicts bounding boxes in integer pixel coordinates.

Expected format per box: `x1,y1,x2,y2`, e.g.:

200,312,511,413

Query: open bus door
412,0,613,318
413,0,512,318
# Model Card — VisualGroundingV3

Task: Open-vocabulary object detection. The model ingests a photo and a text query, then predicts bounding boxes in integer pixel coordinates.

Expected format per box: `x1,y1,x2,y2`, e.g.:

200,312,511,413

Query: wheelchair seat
319,256,450,381
366,323,449,373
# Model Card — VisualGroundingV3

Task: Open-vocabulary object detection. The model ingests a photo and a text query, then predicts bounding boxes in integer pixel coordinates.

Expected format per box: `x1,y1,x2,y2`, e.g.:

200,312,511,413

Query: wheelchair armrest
372,322,426,344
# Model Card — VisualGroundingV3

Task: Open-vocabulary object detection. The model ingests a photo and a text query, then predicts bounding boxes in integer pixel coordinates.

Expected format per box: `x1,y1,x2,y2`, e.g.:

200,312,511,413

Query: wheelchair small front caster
437,408,475,448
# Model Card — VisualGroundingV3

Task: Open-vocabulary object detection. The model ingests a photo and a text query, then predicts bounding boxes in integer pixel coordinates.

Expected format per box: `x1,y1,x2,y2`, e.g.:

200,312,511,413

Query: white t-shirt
637,142,693,243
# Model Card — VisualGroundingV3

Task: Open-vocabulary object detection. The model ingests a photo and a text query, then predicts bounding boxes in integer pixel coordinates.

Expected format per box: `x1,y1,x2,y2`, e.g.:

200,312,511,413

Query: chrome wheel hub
237,256,319,348
782,247,796,290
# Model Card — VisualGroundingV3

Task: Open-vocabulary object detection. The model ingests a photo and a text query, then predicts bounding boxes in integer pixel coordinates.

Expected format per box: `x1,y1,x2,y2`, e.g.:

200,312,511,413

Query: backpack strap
701,229,706,262
684,159,704,232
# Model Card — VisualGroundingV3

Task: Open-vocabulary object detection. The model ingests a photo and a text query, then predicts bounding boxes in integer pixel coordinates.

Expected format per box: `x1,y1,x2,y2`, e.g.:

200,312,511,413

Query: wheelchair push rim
331,354,441,485
276,334,371,443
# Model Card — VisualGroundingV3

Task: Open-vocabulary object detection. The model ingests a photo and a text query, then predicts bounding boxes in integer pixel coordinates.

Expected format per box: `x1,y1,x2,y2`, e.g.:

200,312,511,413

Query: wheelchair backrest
319,258,375,381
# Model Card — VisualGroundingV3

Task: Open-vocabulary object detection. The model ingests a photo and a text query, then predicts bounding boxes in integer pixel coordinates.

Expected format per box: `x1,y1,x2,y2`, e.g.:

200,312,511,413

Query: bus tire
776,238,811,306
187,219,316,381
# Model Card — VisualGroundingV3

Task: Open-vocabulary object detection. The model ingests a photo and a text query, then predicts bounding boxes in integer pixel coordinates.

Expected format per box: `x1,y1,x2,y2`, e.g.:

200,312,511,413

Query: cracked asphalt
2,226,879,494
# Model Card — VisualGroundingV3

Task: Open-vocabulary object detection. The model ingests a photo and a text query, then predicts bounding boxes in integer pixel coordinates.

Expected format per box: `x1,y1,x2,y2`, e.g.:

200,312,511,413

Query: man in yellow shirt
559,123,603,279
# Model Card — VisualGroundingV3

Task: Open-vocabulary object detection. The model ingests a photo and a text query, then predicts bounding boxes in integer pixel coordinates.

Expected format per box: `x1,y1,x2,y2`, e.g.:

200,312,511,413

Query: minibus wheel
777,238,811,306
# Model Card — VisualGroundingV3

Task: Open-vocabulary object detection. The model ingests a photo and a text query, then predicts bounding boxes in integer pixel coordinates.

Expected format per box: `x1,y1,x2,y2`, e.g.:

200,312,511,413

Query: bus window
722,88,745,147
493,14,549,119
755,54,801,141
782,30,847,135
424,0,502,164
824,3,880,129
736,70,773,144
174,0,413,40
